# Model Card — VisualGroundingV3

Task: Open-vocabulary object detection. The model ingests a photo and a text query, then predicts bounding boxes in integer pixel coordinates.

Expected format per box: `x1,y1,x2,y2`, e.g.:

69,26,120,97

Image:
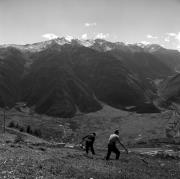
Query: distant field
76,105,174,147
0,104,175,147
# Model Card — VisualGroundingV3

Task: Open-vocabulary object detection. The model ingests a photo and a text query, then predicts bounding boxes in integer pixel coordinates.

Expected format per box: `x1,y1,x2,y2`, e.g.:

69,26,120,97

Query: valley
1,38,180,178
2,0,180,178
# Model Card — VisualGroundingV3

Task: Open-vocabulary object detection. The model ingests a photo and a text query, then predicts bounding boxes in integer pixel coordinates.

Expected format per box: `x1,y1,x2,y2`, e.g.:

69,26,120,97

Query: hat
114,129,119,134
92,132,96,136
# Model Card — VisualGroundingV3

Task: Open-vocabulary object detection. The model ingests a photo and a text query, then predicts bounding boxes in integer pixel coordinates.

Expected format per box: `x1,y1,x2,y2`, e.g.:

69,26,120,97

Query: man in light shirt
106,129,128,160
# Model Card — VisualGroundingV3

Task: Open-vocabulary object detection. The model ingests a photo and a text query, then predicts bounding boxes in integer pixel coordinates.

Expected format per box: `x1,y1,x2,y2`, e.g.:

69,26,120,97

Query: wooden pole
3,109,5,133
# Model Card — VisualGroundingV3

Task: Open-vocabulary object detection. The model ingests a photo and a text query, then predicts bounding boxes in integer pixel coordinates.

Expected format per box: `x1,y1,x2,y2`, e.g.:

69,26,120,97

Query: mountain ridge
1,37,176,53
0,38,180,116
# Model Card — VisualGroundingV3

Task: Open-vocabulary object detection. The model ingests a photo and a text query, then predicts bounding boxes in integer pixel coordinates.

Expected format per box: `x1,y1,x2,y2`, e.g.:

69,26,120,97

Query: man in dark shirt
82,133,96,155
106,130,128,160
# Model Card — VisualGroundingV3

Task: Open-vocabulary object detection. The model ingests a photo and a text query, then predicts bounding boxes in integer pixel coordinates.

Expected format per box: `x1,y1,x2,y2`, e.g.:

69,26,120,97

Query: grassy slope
0,132,180,179
72,105,174,147
0,104,175,147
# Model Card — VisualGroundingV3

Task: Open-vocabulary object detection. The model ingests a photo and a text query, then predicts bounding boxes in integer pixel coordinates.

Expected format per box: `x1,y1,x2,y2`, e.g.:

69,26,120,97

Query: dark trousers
85,141,95,155
106,144,120,160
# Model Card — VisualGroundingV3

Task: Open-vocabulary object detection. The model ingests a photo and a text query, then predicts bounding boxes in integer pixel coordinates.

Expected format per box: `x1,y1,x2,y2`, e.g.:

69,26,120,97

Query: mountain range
0,37,180,117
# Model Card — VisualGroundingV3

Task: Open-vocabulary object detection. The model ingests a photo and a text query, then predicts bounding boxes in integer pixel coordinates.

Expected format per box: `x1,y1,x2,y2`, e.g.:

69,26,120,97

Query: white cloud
177,45,180,50
42,33,58,40
165,32,180,51
146,34,158,39
140,41,150,45
84,22,97,27
166,32,179,41
175,32,180,41
81,33,88,40
95,33,109,39
164,37,170,42
166,32,180,50
166,32,180,42
166,33,176,37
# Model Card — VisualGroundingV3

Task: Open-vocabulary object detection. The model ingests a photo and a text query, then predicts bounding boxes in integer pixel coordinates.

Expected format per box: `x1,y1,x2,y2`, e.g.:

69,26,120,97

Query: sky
0,0,180,50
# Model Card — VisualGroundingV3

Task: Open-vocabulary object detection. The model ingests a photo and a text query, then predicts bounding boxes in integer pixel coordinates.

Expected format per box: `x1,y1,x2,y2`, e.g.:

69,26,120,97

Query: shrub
15,123,19,129
19,127,24,132
8,121,15,128
33,129,42,137
26,125,32,134
14,134,24,143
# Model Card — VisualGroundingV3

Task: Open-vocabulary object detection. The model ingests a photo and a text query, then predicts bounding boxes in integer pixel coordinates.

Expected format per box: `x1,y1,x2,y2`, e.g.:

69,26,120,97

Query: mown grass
0,132,180,179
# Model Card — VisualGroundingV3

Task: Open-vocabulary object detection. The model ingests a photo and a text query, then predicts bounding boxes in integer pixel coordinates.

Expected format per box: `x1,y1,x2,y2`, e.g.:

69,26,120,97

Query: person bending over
82,132,96,155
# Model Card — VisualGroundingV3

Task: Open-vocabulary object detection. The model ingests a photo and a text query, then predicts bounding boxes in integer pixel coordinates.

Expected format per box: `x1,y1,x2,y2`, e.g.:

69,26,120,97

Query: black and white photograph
0,0,180,178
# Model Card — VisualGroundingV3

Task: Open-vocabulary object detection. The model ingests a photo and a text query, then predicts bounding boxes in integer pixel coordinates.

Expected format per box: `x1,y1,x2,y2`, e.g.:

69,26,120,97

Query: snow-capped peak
0,37,167,53
53,37,71,45
77,39,95,47
65,35,73,42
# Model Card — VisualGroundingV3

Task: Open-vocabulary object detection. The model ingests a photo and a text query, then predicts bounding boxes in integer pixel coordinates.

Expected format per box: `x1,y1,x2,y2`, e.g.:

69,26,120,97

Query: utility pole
3,108,5,133
59,124,66,138
3,106,9,134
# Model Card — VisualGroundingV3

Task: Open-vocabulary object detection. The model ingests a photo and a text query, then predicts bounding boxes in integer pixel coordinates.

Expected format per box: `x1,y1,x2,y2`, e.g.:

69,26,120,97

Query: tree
26,125,32,134
165,103,180,138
